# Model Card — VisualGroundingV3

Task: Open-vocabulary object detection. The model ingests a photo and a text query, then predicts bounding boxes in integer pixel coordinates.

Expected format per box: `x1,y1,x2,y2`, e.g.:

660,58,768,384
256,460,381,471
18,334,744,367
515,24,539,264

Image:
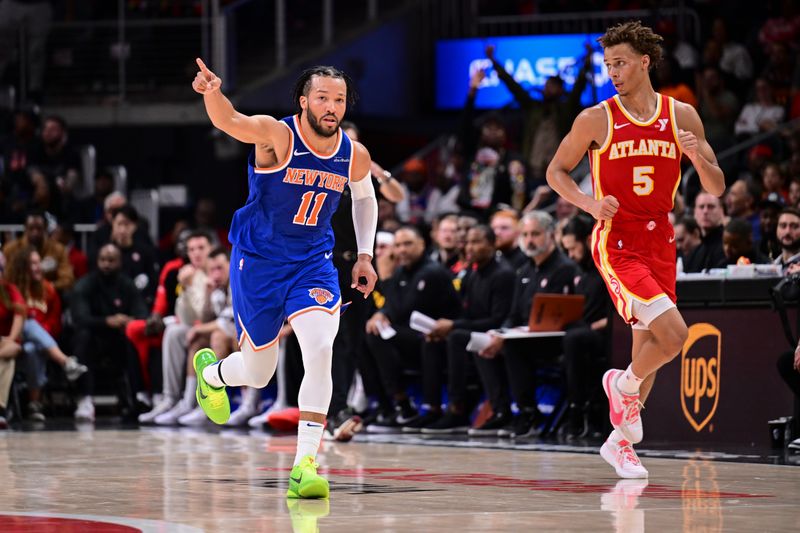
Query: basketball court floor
1,426,798,532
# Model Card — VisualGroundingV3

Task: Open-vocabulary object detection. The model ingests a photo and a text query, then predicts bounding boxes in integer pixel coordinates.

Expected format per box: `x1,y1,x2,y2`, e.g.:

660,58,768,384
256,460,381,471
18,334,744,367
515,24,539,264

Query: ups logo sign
680,323,721,432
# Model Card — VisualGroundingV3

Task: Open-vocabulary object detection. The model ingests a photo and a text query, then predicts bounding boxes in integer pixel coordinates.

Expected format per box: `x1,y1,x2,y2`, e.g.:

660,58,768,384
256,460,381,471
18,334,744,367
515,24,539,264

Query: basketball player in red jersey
547,21,724,478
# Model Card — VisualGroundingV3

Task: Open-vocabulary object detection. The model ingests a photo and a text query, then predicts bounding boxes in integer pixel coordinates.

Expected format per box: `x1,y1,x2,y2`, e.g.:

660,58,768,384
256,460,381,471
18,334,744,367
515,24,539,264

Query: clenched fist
677,128,698,161
589,195,619,221
193,58,222,94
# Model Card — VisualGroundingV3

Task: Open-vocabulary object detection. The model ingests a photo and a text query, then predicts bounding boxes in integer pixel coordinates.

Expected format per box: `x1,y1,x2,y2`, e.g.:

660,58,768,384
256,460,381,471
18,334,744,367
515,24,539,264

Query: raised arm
193,58,289,147
546,106,619,221
674,101,725,197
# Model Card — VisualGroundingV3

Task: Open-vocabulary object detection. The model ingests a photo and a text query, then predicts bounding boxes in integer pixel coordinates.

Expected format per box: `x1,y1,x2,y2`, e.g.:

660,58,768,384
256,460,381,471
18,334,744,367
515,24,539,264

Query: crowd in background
0,3,799,444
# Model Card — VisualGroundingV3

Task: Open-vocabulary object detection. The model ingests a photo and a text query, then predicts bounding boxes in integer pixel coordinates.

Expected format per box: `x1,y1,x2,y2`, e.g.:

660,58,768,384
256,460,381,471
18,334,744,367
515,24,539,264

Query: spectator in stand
559,215,613,439
654,56,698,108
364,226,461,432
106,205,159,306
789,178,800,209
341,121,406,204
761,163,789,203
126,229,192,407
28,115,82,215
51,222,89,280
760,42,795,106
735,78,786,139
484,42,591,186
656,18,699,71
725,179,763,242
697,65,740,152
478,211,579,438
3,210,74,292
709,17,754,89
0,261,25,429
70,243,148,422
394,158,442,225
717,218,770,267
674,217,703,271
490,209,527,270
685,192,726,272
428,214,460,271
89,191,152,260
77,169,116,224
774,208,800,268
0,110,38,223
423,225,515,434
5,247,87,421
758,0,800,52
137,230,213,424
191,198,228,248
760,192,785,260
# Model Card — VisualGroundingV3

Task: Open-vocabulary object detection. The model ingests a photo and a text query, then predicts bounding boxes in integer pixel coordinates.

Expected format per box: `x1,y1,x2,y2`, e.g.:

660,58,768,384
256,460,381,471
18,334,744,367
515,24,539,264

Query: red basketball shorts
591,217,677,326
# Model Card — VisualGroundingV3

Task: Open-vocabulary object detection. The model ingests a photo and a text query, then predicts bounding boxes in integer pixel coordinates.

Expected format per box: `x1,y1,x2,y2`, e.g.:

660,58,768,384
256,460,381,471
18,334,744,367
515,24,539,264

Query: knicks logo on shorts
308,288,334,305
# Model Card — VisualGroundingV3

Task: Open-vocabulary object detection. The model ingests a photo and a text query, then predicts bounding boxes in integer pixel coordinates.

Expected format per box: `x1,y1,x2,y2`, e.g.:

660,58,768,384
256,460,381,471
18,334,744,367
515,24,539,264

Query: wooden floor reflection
0,428,798,532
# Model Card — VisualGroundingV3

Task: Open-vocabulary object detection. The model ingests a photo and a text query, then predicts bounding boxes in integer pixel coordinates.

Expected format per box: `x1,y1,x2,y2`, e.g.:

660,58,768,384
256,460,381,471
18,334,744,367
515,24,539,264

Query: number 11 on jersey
293,191,328,226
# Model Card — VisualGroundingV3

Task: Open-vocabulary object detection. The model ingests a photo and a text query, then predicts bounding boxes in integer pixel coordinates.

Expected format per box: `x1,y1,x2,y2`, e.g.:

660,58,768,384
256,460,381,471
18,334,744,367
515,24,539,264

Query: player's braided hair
292,66,358,113
598,20,664,70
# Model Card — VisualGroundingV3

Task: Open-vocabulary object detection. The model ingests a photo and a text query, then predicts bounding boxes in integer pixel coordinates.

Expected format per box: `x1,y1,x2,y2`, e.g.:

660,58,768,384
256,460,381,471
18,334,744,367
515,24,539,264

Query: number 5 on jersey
633,166,654,196
293,191,328,226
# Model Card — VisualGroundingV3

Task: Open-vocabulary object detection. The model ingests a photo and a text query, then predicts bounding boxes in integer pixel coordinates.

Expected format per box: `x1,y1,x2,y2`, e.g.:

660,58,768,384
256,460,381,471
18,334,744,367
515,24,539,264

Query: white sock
203,361,226,388
294,421,324,466
183,376,197,404
243,387,259,410
617,365,643,395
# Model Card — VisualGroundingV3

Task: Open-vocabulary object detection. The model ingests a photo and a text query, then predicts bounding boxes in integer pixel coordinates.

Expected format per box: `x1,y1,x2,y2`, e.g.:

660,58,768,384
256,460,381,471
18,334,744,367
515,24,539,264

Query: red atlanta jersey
589,93,682,221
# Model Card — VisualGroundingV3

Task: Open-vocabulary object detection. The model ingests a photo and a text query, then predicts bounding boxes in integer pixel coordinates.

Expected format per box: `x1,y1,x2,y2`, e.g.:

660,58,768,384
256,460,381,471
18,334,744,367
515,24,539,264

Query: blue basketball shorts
230,246,341,350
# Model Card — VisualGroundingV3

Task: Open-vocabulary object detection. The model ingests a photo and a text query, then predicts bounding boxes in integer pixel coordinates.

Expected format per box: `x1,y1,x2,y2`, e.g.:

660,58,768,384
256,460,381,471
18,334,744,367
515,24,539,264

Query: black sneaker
420,412,470,434
468,411,512,437
401,411,441,433
324,408,363,442
365,406,418,434
27,402,45,422
560,403,588,440
498,408,542,438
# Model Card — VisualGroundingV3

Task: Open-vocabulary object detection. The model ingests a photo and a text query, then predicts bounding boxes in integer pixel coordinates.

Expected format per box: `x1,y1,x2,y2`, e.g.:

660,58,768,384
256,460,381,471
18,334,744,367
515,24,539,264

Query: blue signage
435,34,615,110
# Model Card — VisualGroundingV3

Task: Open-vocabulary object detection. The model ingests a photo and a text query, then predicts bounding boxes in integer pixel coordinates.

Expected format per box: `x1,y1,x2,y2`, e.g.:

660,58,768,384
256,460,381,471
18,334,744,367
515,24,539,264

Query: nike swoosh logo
613,122,630,129
294,149,310,156
290,474,302,484
324,251,333,259
198,384,208,400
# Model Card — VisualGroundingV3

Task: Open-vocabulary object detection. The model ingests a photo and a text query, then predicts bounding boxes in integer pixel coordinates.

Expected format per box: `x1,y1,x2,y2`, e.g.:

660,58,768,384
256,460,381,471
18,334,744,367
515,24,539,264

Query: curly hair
6,246,43,302
598,20,664,70
291,66,358,114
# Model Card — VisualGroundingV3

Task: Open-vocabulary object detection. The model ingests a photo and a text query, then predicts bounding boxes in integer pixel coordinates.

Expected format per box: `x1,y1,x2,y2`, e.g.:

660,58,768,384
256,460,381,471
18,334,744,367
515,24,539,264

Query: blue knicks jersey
229,115,353,262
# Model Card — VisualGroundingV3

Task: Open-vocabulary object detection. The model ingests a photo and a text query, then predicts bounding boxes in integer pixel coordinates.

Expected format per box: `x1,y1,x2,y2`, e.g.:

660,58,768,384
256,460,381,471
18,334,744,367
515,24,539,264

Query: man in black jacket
478,211,579,438
70,243,148,422
685,192,726,272
422,225,516,433
364,226,461,432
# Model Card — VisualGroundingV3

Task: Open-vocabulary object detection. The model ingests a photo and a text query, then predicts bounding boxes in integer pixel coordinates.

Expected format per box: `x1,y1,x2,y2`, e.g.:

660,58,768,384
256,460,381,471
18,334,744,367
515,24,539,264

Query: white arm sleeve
349,171,378,257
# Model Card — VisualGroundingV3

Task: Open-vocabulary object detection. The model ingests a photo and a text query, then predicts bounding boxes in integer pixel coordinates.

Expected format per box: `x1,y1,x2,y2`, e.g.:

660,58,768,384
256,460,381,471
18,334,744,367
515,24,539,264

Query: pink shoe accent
603,369,643,443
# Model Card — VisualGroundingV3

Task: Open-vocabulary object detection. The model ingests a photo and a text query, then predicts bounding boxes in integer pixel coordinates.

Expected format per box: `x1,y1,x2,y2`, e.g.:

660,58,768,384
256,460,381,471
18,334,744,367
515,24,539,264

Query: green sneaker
193,348,230,425
286,455,329,499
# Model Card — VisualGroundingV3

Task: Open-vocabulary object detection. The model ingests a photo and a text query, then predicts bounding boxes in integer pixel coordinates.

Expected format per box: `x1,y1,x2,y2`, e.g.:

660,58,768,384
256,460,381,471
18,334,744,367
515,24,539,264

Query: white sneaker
64,356,88,381
226,403,261,427
603,369,644,444
138,397,177,424
154,399,195,425
178,406,211,426
789,437,800,451
248,400,282,429
600,438,649,479
74,396,95,422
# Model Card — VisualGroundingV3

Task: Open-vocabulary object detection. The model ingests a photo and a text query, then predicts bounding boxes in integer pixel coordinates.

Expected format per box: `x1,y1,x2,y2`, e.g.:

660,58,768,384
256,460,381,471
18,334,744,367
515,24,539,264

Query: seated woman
5,246,87,421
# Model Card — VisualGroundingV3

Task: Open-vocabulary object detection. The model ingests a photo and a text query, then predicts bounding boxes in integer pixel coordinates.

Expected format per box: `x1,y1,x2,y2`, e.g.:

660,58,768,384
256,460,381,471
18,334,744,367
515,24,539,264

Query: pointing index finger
196,57,212,77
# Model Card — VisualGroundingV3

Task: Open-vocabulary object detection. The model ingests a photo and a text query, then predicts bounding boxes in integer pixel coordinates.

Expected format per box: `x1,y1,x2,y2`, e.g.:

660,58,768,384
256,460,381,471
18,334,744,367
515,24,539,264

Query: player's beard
307,108,339,138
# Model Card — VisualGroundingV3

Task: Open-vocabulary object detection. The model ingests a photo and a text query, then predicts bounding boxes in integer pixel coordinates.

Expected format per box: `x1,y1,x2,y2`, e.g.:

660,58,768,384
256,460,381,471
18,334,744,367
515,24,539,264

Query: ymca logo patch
308,288,334,305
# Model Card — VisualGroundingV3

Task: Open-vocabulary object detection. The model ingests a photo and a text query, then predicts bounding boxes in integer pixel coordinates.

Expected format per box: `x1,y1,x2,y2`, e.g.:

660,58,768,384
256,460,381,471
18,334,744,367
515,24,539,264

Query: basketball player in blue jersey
191,58,378,499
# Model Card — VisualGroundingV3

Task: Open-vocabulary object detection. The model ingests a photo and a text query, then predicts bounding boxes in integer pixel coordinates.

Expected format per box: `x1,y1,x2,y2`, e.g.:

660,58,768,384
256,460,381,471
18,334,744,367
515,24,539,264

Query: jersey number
293,191,328,226
633,166,654,196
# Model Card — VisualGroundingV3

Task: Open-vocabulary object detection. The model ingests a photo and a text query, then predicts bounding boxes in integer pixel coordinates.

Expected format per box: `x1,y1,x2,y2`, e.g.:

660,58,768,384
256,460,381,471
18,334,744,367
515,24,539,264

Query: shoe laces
617,443,641,466
621,395,642,424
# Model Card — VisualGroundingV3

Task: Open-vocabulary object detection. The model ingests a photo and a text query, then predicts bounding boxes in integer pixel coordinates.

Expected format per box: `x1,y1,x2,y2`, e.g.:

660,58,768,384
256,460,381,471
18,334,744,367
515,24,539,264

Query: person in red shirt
0,271,25,428
5,247,87,421
548,21,724,479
